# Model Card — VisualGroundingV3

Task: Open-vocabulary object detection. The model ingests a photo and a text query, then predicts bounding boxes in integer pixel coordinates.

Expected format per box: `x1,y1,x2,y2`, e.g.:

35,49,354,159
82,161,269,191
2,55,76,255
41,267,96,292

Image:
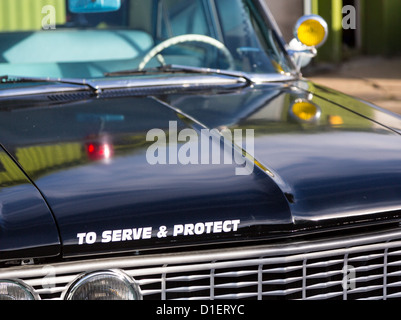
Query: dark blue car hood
1,79,401,258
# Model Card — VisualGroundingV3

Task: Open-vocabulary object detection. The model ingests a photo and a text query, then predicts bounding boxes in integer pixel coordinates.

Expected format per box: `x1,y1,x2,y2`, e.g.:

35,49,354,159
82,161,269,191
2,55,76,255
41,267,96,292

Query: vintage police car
1,0,401,300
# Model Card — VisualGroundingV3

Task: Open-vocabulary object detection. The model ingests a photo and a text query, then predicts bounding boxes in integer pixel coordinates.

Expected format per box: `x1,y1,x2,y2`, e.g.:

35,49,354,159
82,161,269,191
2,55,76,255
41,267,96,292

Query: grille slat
386,291,401,299
165,285,210,293
215,270,258,277
3,228,401,300
261,277,302,285
142,289,163,296
305,291,343,300
304,280,342,290
348,284,383,294
214,292,259,299
306,269,342,279
213,281,257,289
348,253,384,262
387,261,401,267
387,280,401,287
305,259,344,268
261,288,303,296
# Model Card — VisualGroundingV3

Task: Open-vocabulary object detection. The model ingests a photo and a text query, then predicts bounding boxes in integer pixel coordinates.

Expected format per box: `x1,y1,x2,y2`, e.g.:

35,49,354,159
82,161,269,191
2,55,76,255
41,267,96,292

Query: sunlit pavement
306,56,401,116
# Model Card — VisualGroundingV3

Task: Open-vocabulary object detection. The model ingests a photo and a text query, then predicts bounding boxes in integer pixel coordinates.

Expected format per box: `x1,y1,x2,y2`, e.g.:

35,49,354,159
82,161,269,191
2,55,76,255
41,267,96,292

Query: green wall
312,0,401,62
0,0,66,31
362,0,401,56
312,0,343,63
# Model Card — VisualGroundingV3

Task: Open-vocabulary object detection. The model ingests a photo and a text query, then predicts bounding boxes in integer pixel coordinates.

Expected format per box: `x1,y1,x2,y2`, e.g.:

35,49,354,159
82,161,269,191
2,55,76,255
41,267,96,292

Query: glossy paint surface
0,146,60,260
167,81,401,227
0,92,293,257
1,79,401,258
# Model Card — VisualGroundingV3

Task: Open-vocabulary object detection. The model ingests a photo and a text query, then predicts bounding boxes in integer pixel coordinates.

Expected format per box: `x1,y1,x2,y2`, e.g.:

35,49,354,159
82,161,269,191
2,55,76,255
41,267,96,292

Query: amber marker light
328,115,344,126
290,100,321,122
294,15,328,48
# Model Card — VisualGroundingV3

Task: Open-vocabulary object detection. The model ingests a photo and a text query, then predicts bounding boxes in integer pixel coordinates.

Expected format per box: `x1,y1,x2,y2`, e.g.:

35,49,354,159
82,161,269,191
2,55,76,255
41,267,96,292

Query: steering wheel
138,34,235,70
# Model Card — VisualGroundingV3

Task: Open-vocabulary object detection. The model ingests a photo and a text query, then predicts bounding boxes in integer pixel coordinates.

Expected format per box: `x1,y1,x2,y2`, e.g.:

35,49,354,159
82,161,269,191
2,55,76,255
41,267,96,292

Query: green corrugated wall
312,0,401,61
361,0,401,56
311,0,343,63
0,0,66,31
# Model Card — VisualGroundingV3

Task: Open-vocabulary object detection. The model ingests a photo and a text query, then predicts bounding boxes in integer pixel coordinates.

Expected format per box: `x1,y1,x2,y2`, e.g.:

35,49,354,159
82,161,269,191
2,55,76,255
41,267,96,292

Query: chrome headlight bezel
61,269,142,300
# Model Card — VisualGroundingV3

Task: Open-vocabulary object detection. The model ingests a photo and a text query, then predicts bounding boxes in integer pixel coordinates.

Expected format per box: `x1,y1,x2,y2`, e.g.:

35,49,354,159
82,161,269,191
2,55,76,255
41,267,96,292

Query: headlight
62,269,142,300
0,279,40,300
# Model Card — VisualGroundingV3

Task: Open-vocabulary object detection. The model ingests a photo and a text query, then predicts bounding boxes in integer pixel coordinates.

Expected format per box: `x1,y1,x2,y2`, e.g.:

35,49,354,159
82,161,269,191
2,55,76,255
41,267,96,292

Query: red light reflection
86,142,113,161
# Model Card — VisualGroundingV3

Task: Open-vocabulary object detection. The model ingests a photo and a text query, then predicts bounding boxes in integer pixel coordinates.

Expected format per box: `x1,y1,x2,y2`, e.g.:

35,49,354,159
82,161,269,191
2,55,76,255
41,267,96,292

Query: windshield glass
0,0,294,79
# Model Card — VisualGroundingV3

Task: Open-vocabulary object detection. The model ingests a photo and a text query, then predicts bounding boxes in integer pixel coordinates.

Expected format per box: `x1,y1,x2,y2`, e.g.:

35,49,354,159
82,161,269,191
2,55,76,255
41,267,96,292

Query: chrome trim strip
300,205,401,222
95,74,247,90
0,84,90,98
0,74,296,99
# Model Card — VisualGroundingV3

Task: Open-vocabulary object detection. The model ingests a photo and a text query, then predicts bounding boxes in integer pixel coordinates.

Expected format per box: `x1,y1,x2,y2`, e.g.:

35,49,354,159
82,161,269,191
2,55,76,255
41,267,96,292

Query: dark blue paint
1,80,401,259
0,147,60,260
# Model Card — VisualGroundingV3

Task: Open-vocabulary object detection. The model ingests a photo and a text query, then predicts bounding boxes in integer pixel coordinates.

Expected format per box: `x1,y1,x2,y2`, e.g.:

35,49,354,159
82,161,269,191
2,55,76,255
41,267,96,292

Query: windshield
0,0,294,79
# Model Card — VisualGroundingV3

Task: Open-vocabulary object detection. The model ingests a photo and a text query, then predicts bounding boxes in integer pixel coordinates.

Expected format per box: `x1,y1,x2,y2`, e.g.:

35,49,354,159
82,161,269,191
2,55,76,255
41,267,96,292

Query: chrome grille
2,228,401,300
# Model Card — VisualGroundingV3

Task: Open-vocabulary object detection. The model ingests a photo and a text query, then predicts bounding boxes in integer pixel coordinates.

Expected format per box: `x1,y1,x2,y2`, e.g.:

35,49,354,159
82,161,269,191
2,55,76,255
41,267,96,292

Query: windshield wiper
104,64,253,86
0,75,99,93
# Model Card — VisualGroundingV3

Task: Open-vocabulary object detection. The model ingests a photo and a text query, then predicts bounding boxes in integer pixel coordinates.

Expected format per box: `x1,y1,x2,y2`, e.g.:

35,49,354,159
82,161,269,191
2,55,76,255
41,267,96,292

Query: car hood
0,145,60,261
166,79,401,225
1,79,401,258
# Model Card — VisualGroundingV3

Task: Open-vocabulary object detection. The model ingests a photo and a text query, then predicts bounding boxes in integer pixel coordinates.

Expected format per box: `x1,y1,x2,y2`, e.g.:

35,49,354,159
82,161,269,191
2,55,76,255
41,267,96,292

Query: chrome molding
0,74,296,99
2,228,401,300
0,84,91,98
